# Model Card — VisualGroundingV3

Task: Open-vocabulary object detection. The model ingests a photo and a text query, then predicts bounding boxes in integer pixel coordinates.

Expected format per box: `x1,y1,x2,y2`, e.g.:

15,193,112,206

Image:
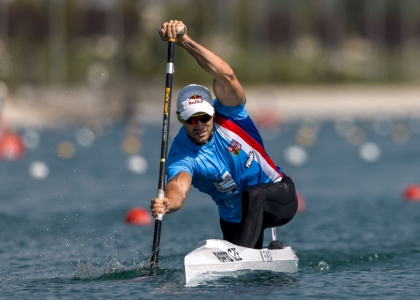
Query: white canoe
184,239,298,286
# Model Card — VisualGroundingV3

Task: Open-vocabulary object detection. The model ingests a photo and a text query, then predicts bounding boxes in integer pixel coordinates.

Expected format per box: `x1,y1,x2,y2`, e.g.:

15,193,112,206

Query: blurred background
1,0,420,128
1,2,420,295
1,0,420,193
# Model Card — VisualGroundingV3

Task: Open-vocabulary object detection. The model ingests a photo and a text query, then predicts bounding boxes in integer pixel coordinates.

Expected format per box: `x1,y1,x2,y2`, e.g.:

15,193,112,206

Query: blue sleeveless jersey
167,99,284,223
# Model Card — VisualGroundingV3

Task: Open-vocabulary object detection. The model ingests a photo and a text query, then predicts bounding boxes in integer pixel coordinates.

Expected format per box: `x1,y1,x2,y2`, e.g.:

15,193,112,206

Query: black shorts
219,174,298,249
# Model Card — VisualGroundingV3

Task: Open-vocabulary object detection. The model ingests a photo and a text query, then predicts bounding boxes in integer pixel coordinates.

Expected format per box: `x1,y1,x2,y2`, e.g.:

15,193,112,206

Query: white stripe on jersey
215,122,282,183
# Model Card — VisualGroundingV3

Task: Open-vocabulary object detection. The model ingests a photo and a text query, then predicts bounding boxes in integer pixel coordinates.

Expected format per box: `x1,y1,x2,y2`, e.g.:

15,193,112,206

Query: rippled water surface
1,118,420,299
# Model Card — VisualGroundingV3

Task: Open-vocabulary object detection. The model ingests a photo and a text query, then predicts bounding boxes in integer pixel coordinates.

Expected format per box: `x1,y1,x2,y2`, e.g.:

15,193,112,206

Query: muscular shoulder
214,98,249,120
168,133,197,166
167,131,195,177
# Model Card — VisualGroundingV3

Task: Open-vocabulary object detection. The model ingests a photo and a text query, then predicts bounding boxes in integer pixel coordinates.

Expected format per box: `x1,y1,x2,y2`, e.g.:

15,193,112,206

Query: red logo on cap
188,94,204,105
189,94,202,100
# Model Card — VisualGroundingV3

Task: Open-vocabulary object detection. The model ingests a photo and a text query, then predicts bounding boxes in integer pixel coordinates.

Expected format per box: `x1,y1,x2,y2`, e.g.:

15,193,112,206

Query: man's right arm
150,171,192,217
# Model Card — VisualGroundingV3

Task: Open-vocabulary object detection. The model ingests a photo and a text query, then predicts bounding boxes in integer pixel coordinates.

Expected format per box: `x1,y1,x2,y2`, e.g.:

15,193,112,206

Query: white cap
176,84,214,120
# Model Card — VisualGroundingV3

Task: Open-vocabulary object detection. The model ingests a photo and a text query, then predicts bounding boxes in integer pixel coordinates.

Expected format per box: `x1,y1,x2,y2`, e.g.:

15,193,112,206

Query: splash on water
74,258,149,281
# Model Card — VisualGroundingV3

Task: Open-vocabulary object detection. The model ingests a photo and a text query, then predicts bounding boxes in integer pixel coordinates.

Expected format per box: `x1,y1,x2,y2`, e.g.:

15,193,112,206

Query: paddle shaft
150,37,176,269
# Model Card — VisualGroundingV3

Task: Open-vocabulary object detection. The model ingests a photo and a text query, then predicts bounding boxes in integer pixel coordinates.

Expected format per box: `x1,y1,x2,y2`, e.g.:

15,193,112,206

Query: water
1,118,420,299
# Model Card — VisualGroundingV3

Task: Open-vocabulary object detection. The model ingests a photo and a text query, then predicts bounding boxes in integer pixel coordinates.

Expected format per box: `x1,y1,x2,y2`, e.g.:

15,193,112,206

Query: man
150,20,298,249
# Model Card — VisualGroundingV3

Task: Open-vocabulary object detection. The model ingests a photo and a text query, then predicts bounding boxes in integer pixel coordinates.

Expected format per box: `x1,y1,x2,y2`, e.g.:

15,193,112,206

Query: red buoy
0,130,25,160
297,191,305,213
125,207,152,226
403,184,420,202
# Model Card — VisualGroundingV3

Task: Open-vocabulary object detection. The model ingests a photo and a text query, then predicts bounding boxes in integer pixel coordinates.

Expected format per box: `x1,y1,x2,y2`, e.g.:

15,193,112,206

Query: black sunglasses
178,112,213,125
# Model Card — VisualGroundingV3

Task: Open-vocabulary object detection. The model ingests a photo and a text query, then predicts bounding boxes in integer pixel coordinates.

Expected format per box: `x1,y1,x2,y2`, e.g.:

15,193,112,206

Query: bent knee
273,182,296,205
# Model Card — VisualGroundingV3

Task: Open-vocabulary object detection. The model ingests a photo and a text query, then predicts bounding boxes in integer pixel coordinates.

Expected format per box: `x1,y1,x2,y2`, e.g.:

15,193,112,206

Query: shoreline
3,84,420,128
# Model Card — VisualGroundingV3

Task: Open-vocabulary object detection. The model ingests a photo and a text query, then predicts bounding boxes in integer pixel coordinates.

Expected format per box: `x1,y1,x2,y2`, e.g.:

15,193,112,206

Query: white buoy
127,155,148,174
76,127,95,147
29,161,49,179
334,117,356,138
359,142,381,163
284,145,308,166
372,116,393,136
22,129,41,149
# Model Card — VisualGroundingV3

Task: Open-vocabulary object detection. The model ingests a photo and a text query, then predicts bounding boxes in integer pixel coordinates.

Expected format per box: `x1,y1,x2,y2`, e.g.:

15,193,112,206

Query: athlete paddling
150,20,298,249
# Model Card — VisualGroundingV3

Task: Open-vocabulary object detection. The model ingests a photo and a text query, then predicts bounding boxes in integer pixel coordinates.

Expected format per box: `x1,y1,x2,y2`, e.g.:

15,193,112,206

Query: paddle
150,26,184,270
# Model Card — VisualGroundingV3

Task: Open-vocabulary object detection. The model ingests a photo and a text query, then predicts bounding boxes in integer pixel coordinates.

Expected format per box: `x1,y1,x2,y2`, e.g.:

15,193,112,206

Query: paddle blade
150,218,163,269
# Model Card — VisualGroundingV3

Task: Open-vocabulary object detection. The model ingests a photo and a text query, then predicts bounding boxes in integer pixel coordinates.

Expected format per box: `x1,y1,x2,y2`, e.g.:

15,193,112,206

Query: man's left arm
158,20,245,107
179,37,245,107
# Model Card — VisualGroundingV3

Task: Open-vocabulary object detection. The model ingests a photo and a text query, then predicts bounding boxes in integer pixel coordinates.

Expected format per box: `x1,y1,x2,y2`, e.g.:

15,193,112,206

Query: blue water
1,117,420,299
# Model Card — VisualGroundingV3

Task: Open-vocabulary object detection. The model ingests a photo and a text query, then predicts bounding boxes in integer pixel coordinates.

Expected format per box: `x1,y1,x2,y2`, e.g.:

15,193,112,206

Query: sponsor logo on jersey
227,139,242,156
212,171,237,194
245,151,255,168
226,190,239,196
